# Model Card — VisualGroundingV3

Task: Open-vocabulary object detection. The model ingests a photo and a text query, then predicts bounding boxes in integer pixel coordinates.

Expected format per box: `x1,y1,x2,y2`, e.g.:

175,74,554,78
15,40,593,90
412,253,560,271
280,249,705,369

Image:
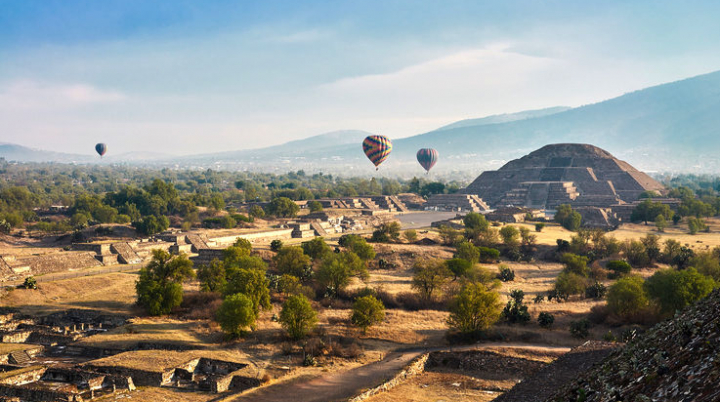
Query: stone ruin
464,143,665,210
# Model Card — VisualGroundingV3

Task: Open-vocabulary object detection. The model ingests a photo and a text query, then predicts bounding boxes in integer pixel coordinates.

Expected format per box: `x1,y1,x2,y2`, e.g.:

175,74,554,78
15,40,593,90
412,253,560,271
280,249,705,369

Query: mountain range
3,70,720,176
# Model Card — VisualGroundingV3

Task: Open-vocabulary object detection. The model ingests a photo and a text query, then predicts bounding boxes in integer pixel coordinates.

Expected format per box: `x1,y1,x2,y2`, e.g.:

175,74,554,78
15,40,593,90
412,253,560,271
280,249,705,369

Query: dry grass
0,271,139,316
0,343,39,354
85,349,251,372
74,317,221,349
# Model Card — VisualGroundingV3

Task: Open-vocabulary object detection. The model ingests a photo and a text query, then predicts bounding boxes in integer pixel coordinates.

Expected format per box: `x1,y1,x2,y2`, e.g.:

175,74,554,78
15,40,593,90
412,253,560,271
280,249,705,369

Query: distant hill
433,106,571,131
0,143,92,163
4,70,720,175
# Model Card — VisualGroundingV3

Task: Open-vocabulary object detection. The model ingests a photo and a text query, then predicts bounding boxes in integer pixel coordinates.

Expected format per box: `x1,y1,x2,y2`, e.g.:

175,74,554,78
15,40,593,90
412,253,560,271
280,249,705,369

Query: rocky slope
547,289,720,402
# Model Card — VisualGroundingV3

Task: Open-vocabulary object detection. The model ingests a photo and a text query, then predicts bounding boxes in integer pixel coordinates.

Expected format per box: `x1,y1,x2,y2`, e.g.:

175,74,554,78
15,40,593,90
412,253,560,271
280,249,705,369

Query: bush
412,258,450,301
569,318,591,338
270,239,283,252
279,294,318,340
308,201,323,212
555,204,582,231
585,282,607,299
553,271,588,300
535,223,545,232
341,235,376,261
317,251,368,297
23,276,37,290
403,229,418,242
371,222,401,243
501,289,531,324
561,253,589,277
602,330,617,342
267,197,299,218
351,295,386,333
455,241,480,264
497,265,515,282
447,282,502,334
537,312,554,328
606,275,648,318
216,293,257,337
446,258,473,280
478,247,500,263
605,260,632,279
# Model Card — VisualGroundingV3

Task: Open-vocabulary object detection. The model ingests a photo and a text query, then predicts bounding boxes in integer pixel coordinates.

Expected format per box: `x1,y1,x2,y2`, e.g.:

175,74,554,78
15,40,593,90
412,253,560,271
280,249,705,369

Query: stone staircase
110,243,142,264
9,350,31,365
185,234,209,252
370,196,411,212
425,194,490,212
309,222,328,237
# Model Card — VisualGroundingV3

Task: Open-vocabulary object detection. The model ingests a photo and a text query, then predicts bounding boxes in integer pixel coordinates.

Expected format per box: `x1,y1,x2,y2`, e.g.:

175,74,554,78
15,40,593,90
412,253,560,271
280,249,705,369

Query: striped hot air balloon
362,135,392,170
416,148,438,173
95,143,107,157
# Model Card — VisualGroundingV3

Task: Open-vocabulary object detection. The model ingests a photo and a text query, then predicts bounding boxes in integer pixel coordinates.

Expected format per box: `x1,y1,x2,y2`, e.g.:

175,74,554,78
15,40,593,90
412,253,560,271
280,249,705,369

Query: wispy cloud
0,80,126,110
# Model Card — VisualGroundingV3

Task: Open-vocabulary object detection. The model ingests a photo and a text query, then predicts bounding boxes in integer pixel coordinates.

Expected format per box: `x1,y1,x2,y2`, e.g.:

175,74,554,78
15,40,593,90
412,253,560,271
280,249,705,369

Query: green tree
607,276,648,317
342,235,376,261
412,258,450,300
278,274,303,296
553,271,588,300
446,258,473,280
316,251,368,296
537,312,555,328
224,268,271,314
688,217,706,235
267,197,299,218
197,258,227,293
136,250,195,315
455,241,480,264
644,268,716,315
249,205,265,218
351,295,386,333
301,237,332,260
555,204,582,231
233,238,253,254
216,293,257,337
270,239,283,252
273,247,311,278
606,260,632,279
209,193,225,213
689,252,720,281
447,282,502,334
655,215,667,232
371,221,401,243
308,200,323,212
499,225,520,247
561,253,589,277
501,289,531,324
280,294,318,340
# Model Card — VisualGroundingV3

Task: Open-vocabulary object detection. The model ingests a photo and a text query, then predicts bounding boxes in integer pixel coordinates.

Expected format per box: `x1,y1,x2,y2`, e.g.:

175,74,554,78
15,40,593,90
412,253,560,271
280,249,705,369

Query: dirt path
225,343,571,402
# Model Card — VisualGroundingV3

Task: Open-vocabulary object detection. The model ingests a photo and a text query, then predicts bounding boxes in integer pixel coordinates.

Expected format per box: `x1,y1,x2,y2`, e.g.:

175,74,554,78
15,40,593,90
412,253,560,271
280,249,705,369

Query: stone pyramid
464,143,664,209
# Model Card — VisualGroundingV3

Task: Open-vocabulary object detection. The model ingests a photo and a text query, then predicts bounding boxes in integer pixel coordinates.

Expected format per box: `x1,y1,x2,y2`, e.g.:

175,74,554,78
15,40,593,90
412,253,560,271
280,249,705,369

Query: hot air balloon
416,148,438,174
95,143,107,158
362,135,392,170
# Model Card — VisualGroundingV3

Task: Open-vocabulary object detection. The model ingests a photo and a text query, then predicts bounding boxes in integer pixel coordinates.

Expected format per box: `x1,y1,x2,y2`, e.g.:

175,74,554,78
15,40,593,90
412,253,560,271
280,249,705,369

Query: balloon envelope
95,143,107,156
416,148,438,172
362,135,392,168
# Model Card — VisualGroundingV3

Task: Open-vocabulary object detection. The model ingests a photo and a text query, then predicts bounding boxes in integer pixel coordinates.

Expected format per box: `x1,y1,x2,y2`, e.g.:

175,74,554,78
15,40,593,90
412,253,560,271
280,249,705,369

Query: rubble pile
547,289,720,402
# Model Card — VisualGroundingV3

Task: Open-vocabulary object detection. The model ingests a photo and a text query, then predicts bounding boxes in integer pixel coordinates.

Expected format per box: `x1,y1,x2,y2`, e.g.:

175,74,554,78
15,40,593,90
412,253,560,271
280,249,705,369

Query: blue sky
1,0,720,155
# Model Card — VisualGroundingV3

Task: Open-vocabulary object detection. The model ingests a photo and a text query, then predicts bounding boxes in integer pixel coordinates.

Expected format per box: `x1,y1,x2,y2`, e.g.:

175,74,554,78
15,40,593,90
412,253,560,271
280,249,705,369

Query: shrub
537,312,554,328
603,330,617,342
216,293,257,337
267,197,299,218
351,295,386,333
553,271,588,300
478,247,500,263
497,265,515,282
585,282,607,299
308,200,323,213
455,241,480,264
23,276,37,290
561,253,589,277
606,275,648,318
403,229,418,242
447,282,502,334
278,274,302,296
341,235,376,261
535,223,545,232
501,289,531,324
446,258,473,280
270,239,283,252
279,294,318,340
605,260,632,279
569,318,591,338
555,204,582,231
371,222,401,243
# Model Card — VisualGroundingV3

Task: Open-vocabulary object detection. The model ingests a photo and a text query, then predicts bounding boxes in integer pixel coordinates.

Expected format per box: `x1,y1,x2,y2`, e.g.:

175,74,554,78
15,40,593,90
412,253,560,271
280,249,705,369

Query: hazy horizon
2,0,720,155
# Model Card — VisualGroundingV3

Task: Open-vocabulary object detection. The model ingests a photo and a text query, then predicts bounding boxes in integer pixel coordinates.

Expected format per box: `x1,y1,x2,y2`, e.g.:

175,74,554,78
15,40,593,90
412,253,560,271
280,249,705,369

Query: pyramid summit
464,143,665,209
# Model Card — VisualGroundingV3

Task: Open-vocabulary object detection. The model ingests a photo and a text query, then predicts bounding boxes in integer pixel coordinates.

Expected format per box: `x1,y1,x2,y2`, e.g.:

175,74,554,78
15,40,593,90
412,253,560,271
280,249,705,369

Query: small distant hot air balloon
362,135,392,170
416,148,438,174
95,143,107,158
